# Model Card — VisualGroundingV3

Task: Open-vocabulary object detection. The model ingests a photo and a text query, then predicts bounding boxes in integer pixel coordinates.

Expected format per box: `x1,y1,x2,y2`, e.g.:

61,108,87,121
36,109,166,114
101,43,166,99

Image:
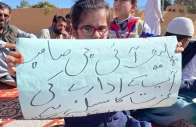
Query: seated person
134,17,196,127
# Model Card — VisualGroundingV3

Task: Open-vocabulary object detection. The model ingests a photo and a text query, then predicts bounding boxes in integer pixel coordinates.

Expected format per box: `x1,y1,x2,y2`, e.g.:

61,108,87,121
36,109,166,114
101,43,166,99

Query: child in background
109,0,154,38
134,17,196,127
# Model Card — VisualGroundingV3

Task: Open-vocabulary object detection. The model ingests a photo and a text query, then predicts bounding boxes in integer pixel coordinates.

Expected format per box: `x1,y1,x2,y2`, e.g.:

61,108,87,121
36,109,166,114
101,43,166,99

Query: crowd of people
0,0,195,127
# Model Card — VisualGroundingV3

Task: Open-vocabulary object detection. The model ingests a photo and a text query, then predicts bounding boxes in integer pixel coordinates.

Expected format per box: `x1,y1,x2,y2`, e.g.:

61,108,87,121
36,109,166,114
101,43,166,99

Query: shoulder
7,24,18,33
40,28,50,34
8,24,18,30
131,17,145,27
39,27,51,35
37,28,51,39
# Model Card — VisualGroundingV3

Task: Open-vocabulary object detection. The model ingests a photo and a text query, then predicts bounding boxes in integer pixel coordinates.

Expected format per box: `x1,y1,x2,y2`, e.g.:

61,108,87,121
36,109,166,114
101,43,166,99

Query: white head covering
166,17,194,36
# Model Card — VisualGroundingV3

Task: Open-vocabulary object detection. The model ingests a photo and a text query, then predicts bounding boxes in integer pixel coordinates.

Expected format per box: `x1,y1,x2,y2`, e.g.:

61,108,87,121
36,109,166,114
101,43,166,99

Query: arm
17,29,37,38
0,40,15,49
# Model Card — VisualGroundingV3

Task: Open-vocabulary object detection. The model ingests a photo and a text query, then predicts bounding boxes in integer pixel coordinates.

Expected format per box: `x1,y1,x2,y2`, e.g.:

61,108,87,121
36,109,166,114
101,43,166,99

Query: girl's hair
165,32,192,42
70,0,110,30
131,0,137,4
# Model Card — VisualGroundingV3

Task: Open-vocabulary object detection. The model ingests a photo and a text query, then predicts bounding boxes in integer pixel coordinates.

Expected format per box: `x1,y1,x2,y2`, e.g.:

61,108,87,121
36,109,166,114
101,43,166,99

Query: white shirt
144,0,162,35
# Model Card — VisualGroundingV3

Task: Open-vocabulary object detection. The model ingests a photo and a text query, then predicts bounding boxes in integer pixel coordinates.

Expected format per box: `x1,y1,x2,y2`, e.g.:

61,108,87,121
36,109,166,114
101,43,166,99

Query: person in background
0,2,36,86
65,13,73,39
134,17,196,127
109,0,154,39
6,0,153,127
144,0,163,35
6,0,185,127
38,15,69,39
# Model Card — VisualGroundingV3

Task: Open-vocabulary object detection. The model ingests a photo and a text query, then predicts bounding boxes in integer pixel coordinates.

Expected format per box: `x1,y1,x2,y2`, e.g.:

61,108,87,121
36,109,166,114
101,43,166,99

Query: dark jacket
64,111,152,127
1,24,18,44
180,41,196,93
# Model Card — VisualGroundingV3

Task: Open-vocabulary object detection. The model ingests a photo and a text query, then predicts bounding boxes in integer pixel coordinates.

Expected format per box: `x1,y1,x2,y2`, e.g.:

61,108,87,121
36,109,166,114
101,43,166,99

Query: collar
113,16,133,30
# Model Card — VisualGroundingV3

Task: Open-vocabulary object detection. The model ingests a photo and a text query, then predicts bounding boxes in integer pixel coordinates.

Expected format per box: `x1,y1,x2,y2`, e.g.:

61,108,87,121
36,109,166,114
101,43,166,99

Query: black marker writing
48,70,63,81
85,98,110,111
37,109,71,119
111,42,115,48
124,43,176,68
154,86,161,89
24,48,45,63
119,78,122,93
153,64,163,70
151,93,171,107
169,71,177,92
68,84,89,92
32,62,37,69
97,77,103,90
84,86,94,95
128,46,139,54
142,78,170,88
65,110,87,117
95,49,120,75
128,46,139,63
39,105,61,118
30,83,55,107
65,48,89,76
48,40,71,60
128,75,147,86
115,92,135,103
105,83,115,94
130,97,156,104
90,54,94,58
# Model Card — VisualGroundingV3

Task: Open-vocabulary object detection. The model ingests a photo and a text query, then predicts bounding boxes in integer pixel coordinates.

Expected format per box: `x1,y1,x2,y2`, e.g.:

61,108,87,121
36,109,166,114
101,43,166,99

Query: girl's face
73,9,110,39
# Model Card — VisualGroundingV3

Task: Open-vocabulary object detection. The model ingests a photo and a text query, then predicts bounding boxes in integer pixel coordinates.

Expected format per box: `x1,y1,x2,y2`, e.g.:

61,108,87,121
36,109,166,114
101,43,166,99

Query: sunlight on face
73,9,109,39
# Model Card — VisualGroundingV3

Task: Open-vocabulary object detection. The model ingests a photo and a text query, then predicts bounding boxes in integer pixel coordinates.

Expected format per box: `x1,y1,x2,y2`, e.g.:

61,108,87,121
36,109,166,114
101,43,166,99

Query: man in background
38,15,69,39
0,2,37,86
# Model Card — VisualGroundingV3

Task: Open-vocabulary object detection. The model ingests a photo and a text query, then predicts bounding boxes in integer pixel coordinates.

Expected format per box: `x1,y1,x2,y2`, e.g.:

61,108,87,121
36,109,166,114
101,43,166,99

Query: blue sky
1,0,147,9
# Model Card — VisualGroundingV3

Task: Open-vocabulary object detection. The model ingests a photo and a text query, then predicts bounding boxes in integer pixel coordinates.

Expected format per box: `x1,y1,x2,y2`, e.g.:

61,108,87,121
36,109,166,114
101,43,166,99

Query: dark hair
165,32,192,42
52,15,66,23
131,0,137,4
0,2,11,13
65,14,70,19
70,0,110,30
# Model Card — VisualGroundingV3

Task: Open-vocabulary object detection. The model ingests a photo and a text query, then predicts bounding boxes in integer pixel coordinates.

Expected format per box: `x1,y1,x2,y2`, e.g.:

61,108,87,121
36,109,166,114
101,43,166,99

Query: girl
6,0,184,127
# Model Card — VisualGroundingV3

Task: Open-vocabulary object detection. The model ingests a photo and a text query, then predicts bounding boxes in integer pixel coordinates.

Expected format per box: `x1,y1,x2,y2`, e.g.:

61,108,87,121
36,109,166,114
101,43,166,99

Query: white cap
166,17,194,36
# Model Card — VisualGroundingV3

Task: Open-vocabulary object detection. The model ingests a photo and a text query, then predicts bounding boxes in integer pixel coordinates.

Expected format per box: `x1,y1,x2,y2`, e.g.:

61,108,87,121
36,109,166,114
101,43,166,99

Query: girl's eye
99,27,108,32
83,26,93,32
